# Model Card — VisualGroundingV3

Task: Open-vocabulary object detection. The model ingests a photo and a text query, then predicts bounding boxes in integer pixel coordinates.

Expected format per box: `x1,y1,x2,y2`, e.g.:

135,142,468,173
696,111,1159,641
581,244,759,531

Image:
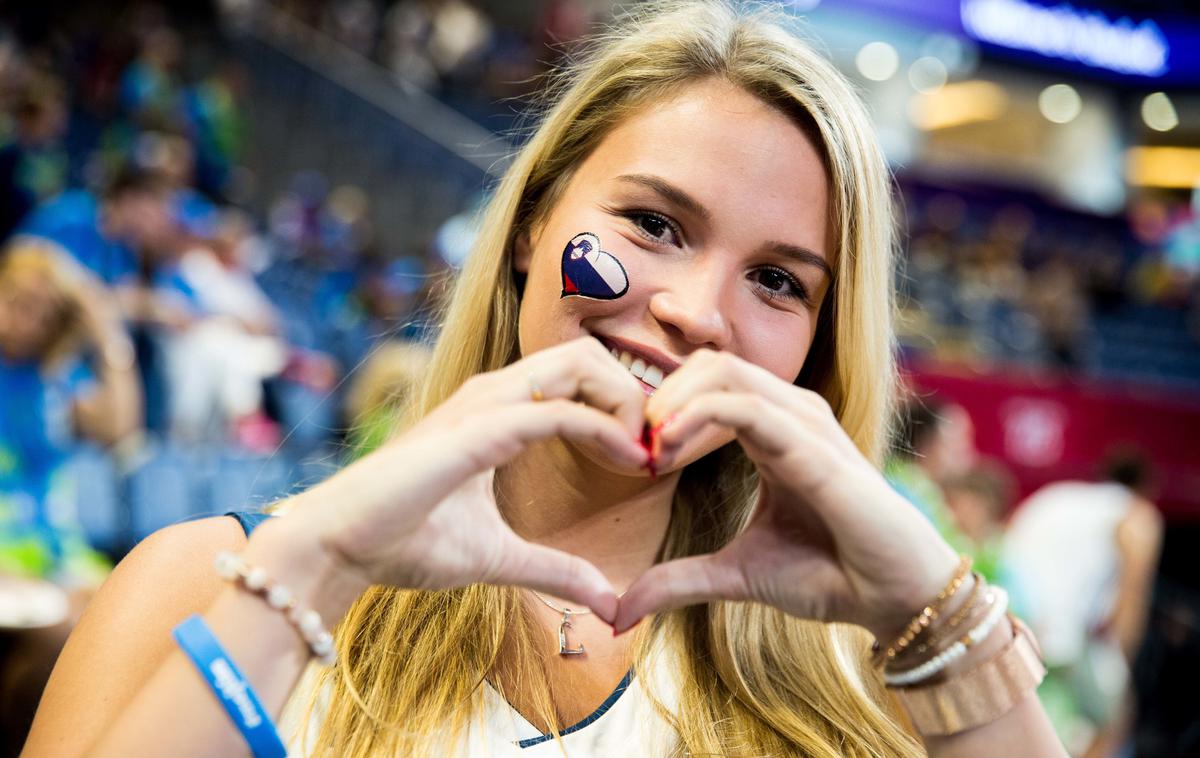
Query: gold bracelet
902,572,985,664
873,555,972,669
893,616,1047,736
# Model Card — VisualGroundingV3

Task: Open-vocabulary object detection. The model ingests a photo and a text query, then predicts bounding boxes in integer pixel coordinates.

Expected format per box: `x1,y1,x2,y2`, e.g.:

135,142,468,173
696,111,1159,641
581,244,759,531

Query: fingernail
640,422,658,479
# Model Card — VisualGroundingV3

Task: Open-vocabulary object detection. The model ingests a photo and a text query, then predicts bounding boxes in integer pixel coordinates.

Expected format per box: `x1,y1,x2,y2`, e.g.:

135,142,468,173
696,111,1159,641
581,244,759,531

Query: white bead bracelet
884,587,1009,687
215,551,337,666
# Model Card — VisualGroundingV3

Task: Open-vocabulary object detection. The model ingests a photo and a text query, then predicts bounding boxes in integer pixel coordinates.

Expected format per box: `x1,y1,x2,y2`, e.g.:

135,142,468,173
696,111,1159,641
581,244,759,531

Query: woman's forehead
574,79,832,259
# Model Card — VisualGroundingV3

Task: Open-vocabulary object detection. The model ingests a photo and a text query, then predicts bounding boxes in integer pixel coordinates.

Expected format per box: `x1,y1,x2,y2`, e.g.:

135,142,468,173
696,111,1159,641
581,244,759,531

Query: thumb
496,540,620,626
612,554,747,634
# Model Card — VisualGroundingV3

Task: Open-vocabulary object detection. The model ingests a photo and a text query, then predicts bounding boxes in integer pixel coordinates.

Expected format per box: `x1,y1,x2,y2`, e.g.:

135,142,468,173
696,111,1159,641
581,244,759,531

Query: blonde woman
25,3,1064,756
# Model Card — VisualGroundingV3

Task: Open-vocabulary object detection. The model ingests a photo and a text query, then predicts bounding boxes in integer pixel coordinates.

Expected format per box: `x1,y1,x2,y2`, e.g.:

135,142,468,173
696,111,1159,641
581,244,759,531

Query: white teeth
642,365,664,388
611,345,665,387
610,348,620,359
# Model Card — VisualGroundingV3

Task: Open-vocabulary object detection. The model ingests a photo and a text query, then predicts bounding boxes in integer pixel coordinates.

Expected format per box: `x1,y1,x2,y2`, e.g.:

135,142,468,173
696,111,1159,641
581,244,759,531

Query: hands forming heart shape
285,337,959,644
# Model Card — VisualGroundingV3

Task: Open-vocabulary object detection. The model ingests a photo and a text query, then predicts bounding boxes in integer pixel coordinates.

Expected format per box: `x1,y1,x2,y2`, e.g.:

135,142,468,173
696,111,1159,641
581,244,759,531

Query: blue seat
210,453,292,514
128,448,203,540
69,447,123,553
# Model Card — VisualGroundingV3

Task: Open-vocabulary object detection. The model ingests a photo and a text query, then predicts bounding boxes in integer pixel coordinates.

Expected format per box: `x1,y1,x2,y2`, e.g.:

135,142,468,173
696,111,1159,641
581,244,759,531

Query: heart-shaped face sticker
560,232,629,300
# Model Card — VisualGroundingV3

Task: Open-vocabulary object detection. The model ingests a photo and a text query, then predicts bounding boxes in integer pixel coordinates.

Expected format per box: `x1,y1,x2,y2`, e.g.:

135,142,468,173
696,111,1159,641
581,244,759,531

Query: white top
1002,481,1133,665
279,644,680,756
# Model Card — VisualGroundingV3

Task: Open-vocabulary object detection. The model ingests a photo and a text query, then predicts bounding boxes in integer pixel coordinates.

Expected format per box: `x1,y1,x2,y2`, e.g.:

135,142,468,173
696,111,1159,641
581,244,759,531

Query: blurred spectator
118,25,182,129
941,462,1015,587
179,62,245,198
1026,254,1090,368
0,243,139,584
344,340,430,458
164,209,288,448
14,166,176,287
380,0,493,95
0,70,68,241
1003,451,1164,756
885,396,989,573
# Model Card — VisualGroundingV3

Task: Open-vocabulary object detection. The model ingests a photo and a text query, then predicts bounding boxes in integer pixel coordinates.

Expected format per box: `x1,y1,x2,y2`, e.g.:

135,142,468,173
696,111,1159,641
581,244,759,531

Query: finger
438,399,649,489
612,554,747,633
655,392,855,527
495,540,619,625
494,337,647,439
647,350,830,431
349,399,648,520
657,391,800,460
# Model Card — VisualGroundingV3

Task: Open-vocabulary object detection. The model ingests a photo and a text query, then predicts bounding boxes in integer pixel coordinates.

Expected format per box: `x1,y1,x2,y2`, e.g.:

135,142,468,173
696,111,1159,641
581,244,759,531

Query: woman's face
516,77,834,474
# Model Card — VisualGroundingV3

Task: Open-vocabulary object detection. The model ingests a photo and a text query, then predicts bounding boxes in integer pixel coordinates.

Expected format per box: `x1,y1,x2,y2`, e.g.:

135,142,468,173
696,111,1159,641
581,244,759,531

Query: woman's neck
496,439,678,593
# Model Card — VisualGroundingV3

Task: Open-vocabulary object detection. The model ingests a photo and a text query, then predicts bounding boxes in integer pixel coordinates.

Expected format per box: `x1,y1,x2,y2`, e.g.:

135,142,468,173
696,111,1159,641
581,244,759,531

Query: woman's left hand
612,349,960,641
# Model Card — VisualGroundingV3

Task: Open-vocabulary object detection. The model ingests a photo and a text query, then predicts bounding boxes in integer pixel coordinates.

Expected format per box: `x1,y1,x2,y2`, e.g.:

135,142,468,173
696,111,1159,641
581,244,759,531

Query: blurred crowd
0,7,441,751
896,183,1200,383
0,2,1195,757
280,0,597,128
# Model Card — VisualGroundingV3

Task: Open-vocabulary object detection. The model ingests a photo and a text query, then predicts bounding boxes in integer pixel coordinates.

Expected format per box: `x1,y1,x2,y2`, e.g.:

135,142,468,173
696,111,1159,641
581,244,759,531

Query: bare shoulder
23,516,251,757
1116,497,1164,554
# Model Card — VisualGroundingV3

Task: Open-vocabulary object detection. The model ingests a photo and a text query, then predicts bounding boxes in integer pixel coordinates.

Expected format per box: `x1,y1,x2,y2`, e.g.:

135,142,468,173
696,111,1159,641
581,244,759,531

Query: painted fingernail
640,422,658,479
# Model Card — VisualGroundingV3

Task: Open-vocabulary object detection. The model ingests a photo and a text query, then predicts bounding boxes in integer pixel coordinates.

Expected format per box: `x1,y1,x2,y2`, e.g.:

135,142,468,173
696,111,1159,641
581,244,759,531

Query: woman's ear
513,230,533,274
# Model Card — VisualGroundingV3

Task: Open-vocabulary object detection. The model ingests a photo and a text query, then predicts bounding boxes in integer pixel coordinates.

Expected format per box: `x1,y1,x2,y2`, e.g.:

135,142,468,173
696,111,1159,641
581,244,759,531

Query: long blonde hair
292,2,917,755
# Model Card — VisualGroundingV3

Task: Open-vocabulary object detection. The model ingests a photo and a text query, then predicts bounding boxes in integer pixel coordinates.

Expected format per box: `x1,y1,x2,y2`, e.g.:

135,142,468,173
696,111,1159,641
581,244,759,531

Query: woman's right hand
274,337,648,623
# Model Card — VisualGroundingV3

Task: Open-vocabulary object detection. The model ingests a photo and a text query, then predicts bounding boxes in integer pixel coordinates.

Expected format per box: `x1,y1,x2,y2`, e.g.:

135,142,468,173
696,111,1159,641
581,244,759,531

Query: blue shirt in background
0,353,108,582
16,189,138,285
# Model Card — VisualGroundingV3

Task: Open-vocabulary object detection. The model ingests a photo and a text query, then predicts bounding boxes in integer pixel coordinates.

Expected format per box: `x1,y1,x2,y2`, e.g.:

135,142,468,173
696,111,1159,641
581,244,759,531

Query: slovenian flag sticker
560,232,629,300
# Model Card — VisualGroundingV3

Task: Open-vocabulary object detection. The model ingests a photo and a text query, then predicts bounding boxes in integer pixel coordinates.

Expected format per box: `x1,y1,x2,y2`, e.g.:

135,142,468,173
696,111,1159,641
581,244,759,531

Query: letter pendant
558,610,586,656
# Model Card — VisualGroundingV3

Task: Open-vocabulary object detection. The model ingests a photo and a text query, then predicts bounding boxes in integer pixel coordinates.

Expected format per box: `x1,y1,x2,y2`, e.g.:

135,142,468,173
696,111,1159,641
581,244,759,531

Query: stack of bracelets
874,555,1047,735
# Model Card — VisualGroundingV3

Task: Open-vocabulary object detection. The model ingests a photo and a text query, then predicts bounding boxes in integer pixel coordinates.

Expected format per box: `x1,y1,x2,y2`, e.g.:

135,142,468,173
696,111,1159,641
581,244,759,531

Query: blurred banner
907,361,1200,518
808,0,1200,86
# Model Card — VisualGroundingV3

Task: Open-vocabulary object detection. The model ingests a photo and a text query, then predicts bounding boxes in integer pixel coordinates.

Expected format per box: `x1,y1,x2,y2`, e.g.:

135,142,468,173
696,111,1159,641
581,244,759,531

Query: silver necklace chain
529,590,592,618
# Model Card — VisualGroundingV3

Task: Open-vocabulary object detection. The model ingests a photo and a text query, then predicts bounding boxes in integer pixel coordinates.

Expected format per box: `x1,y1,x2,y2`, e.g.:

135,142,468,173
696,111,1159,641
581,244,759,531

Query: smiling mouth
595,336,676,391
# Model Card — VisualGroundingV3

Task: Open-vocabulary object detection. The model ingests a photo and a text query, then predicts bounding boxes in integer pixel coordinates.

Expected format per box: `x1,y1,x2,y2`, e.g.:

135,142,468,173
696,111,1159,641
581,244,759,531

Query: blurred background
0,0,1195,755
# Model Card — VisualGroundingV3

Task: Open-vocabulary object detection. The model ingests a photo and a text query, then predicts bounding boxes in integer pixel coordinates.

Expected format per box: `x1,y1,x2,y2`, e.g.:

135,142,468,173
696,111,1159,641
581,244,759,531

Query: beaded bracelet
884,587,1010,687
872,555,972,669
215,551,337,665
903,571,985,663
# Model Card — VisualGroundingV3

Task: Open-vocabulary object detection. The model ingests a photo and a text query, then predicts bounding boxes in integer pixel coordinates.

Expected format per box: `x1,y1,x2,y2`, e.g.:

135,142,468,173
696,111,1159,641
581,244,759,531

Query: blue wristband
173,615,288,758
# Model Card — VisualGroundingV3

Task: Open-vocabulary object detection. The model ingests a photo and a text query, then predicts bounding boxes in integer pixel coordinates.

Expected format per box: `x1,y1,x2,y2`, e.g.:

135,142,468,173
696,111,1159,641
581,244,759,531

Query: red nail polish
641,422,657,479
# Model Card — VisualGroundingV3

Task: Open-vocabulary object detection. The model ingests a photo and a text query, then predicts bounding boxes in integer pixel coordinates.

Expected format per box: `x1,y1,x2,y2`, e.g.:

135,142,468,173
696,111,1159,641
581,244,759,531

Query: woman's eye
751,267,808,303
628,212,679,245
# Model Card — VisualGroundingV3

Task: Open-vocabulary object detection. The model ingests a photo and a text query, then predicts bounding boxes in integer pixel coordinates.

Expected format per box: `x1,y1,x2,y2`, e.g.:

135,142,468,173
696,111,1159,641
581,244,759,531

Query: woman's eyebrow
614,173,711,221
763,242,833,280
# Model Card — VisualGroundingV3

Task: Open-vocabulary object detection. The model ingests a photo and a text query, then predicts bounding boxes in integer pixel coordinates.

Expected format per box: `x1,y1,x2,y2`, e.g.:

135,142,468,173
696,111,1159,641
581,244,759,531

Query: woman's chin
569,436,718,479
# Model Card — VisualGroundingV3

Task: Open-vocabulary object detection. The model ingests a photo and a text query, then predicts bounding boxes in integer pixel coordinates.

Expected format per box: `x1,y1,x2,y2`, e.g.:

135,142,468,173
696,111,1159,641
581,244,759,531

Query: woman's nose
648,272,732,350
